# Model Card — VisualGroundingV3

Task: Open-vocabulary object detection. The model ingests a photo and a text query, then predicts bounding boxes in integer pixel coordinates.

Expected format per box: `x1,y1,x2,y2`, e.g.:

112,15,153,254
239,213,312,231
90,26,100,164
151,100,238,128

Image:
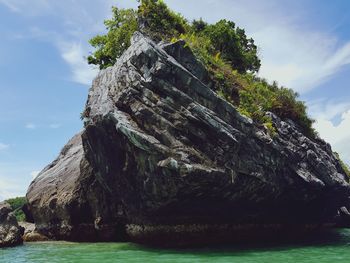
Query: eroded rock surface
26,133,125,241
26,32,350,245
0,202,23,247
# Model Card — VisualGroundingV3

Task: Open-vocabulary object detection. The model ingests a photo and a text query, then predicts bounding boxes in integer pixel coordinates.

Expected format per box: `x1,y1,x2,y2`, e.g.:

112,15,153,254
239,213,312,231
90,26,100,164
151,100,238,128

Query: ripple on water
2,230,350,263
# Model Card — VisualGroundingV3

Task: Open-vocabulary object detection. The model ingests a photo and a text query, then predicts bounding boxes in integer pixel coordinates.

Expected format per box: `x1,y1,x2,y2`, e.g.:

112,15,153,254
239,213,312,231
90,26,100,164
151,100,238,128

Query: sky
0,0,350,200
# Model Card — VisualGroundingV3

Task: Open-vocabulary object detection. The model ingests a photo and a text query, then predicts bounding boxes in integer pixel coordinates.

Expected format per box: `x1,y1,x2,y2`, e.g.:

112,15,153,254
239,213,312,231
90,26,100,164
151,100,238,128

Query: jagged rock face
83,31,350,222
27,32,350,244
0,202,23,247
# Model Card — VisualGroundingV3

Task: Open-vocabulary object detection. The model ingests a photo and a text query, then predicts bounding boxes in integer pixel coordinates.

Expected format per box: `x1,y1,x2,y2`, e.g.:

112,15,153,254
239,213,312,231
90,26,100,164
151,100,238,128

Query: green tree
5,196,27,222
87,0,316,138
334,152,350,178
88,1,260,75
203,20,261,73
88,1,187,69
191,18,208,33
138,0,188,41
87,7,138,69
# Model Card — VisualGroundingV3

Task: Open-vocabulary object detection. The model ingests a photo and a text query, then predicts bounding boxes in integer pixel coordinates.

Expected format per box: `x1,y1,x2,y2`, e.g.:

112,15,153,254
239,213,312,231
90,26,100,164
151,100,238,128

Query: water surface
2,229,350,263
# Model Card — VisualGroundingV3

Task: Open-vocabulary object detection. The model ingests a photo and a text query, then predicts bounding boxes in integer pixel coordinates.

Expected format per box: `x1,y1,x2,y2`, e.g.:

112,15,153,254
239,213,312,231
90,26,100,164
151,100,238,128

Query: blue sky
0,0,350,200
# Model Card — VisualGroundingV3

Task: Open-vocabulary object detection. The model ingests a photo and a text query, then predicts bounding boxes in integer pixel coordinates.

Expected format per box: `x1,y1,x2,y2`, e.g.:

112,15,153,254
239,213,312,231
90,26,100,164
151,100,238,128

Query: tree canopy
87,0,260,73
5,196,26,222
87,7,138,69
87,0,316,137
199,19,260,73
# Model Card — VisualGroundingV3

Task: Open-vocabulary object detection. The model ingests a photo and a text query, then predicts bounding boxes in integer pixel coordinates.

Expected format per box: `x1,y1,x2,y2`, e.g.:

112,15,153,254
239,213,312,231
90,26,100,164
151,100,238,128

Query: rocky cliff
0,202,23,247
26,32,350,245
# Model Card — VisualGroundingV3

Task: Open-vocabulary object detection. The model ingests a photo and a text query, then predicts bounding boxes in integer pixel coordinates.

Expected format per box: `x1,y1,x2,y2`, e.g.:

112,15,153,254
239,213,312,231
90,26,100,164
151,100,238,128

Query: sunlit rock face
26,133,124,241
26,32,350,245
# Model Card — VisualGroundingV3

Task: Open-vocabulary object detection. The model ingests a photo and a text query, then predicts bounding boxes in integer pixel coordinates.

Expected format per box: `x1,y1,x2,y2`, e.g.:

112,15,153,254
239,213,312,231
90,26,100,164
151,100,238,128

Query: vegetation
177,33,315,136
87,7,138,69
196,19,261,73
5,196,26,222
232,73,315,137
138,0,188,41
335,153,350,178
87,0,315,136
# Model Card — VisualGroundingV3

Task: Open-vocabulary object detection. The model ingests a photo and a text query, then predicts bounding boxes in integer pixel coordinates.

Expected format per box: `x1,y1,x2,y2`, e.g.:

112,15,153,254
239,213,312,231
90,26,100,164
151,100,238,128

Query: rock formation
19,222,49,242
26,32,350,245
0,202,23,247
26,133,124,241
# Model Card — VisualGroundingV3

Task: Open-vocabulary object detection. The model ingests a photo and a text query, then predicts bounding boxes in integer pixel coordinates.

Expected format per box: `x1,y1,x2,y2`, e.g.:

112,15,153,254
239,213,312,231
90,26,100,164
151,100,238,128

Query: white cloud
0,0,50,14
30,170,40,179
49,123,61,129
26,122,64,130
164,0,350,94
255,27,350,93
22,27,97,85
25,123,36,129
195,0,350,94
59,41,98,85
0,162,43,200
310,101,350,165
0,0,20,12
2,0,350,92
315,111,350,146
309,99,350,121
0,0,113,86
315,115,350,165
0,179,25,201
0,143,9,151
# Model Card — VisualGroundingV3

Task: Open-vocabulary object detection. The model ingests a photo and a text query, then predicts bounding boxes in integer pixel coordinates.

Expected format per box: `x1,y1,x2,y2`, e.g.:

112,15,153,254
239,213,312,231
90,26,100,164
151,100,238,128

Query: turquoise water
2,230,350,263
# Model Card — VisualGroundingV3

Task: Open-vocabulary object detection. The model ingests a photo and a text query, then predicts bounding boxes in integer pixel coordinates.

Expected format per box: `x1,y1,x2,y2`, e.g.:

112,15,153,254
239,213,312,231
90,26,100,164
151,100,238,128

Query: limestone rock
19,222,49,242
26,133,125,241
0,202,23,247
26,32,350,245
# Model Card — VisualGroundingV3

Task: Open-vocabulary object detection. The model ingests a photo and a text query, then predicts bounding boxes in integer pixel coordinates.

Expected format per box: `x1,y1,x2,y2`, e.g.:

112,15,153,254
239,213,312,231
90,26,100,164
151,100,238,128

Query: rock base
19,222,49,242
126,223,339,247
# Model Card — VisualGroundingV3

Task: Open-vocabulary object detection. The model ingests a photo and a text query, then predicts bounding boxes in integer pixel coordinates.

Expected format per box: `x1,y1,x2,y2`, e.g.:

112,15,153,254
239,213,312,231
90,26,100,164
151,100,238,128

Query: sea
2,229,350,263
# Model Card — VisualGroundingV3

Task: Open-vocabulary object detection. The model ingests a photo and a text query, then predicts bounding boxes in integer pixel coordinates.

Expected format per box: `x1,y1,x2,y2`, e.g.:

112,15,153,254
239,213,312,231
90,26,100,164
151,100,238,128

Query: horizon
1,0,350,200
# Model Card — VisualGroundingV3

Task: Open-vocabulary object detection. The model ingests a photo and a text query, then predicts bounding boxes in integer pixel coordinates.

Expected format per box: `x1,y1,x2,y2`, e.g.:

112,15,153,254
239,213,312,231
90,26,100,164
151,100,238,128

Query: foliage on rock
196,19,261,73
87,0,315,137
87,7,138,69
335,152,350,178
5,197,26,222
138,0,188,41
